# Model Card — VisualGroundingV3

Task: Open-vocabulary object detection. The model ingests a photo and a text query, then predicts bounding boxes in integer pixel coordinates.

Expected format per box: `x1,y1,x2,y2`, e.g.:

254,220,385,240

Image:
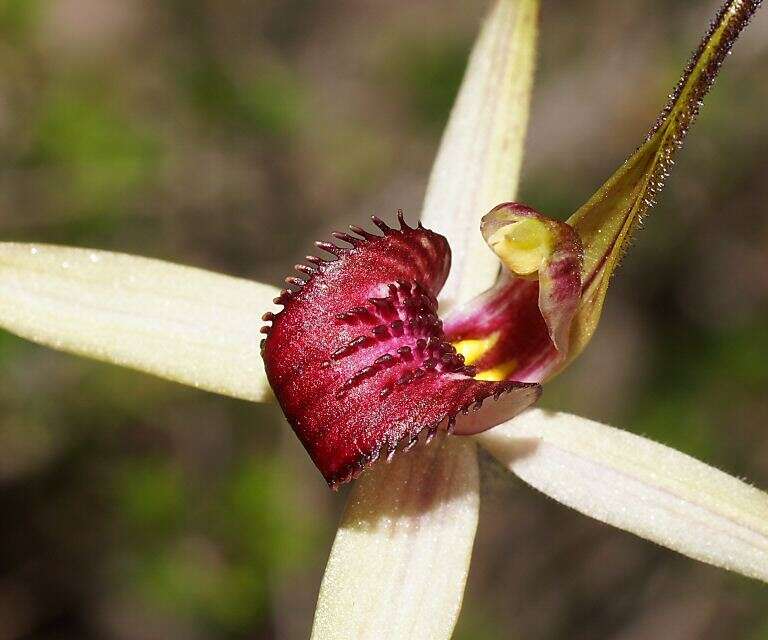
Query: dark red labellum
261,213,541,488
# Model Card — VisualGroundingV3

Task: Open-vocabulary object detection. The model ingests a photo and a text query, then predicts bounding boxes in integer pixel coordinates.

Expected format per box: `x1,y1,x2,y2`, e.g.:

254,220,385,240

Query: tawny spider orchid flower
0,1,766,638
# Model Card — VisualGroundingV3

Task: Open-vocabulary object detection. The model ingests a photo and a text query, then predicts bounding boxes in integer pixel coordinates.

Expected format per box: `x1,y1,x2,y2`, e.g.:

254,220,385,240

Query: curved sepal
0,243,278,402
566,0,761,363
447,0,760,383
479,409,768,583
261,214,540,487
311,436,479,640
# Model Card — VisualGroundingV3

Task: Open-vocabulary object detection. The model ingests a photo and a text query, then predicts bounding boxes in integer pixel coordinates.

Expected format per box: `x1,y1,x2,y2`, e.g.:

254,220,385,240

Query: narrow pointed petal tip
0,243,278,401
420,0,539,309
480,409,768,583
566,0,762,362
311,435,479,640
446,203,583,384
262,215,540,487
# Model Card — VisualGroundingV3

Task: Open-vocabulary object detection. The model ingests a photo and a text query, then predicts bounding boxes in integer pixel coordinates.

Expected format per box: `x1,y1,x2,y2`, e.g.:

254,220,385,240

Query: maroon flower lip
261,212,541,488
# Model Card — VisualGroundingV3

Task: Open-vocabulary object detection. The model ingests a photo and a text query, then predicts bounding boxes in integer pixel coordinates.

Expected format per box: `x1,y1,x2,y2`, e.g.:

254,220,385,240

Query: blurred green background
1,0,767,638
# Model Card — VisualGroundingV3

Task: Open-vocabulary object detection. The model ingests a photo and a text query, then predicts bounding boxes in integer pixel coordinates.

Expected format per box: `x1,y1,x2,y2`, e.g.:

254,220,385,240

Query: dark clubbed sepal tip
261,214,541,487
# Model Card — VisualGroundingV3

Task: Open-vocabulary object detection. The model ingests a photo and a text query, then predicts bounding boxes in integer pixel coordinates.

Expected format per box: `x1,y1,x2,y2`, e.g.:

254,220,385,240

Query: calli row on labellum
261,213,541,487
263,0,762,488
0,3,764,633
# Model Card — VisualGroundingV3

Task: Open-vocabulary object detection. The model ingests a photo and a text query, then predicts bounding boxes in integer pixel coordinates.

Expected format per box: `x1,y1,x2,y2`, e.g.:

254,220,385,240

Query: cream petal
0,243,278,402
479,409,768,582
311,436,479,640
420,0,538,311
314,3,540,636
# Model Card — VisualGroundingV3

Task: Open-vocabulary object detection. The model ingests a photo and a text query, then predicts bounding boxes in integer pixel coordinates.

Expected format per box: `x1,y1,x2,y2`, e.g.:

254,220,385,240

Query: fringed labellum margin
261,213,541,488
262,0,762,488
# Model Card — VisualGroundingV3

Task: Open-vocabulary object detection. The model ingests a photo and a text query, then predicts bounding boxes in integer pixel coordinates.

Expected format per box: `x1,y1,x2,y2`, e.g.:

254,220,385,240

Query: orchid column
0,1,766,640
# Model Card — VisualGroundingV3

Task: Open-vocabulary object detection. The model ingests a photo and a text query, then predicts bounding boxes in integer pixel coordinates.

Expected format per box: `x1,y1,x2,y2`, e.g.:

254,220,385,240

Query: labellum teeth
285,276,305,288
348,225,376,240
371,216,392,233
331,232,359,247
262,213,541,487
315,241,341,257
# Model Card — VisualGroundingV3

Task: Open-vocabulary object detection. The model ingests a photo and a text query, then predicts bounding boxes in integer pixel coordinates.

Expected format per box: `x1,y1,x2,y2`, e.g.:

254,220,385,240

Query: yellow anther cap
485,217,553,276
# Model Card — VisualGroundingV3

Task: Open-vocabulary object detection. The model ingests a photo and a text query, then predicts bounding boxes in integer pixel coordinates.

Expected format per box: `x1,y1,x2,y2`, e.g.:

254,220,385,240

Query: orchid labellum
262,0,764,488
261,212,542,487
0,0,766,638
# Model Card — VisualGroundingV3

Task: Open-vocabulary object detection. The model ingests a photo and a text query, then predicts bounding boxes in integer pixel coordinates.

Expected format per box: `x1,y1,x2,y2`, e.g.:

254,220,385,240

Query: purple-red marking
262,212,541,487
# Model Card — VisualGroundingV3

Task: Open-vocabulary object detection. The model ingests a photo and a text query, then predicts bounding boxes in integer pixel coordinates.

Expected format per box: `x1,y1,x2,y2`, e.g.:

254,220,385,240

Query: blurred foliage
379,34,467,130
181,59,307,137
28,81,159,215
0,0,40,42
0,1,767,639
